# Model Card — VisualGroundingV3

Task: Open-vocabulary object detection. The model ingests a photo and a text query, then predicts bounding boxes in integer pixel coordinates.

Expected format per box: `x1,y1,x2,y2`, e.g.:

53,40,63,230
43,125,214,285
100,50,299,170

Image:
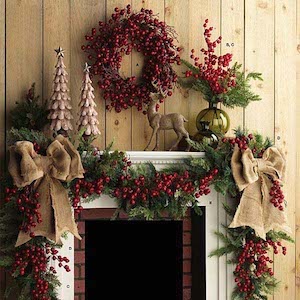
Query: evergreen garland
0,128,293,300
10,83,49,131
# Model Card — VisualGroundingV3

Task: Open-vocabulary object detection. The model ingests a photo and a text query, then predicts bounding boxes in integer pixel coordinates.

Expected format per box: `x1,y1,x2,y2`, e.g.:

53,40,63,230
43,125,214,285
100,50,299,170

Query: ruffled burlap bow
229,146,291,239
8,135,84,247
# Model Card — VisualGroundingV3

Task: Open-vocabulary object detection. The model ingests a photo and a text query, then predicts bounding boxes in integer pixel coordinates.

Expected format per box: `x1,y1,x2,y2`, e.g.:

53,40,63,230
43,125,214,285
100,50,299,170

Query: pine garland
0,128,293,300
10,83,49,131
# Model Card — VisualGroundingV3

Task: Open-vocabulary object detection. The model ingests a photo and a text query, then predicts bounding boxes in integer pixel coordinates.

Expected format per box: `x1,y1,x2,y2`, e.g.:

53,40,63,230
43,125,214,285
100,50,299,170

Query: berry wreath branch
0,127,293,300
82,4,181,113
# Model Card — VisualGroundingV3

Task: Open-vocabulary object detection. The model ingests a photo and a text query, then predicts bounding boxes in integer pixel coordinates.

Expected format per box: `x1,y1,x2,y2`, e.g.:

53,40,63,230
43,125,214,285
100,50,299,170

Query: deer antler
151,80,168,98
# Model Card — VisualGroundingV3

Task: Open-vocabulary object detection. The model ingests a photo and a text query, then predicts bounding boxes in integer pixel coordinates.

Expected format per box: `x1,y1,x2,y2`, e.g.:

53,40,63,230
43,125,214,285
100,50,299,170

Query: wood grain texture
70,0,106,149
164,0,189,150
0,0,299,298
296,0,300,297
131,0,165,151
106,0,132,151
0,1,5,297
188,0,221,136
0,0,5,173
274,1,297,300
221,0,244,135
43,0,71,134
244,0,275,137
6,0,43,128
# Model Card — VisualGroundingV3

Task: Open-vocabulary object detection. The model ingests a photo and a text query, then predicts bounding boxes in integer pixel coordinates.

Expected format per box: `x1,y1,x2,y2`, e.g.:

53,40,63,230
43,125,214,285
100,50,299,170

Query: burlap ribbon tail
8,135,84,247
229,145,291,240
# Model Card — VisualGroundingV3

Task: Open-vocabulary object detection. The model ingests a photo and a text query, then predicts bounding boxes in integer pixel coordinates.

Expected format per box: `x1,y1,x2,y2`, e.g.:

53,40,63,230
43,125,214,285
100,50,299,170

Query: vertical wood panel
274,1,297,300
1,1,299,299
220,3,245,297
5,1,43,298
0,0,4,173
70,0,106,149
296,0,300,297
6,0,43,127
43,0,70,132
0,0,5,296
131,0,165,151
164,0,189,150
188,0,221,136
244,0,275,137
221,0,244,135
106,0,132,151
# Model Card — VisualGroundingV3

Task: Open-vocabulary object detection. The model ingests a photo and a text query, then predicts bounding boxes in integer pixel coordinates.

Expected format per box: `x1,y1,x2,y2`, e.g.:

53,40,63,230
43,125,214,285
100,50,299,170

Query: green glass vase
196,102,230,134
194,121,219,147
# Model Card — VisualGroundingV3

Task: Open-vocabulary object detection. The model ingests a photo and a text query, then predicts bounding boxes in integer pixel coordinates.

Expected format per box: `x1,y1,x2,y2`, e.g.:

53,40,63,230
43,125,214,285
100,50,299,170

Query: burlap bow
8,135,84,247
229,145,291,239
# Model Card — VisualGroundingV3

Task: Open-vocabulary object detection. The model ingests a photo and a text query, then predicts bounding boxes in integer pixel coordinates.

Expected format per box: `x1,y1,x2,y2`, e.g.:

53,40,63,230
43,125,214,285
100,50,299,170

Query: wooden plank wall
0,0,298,299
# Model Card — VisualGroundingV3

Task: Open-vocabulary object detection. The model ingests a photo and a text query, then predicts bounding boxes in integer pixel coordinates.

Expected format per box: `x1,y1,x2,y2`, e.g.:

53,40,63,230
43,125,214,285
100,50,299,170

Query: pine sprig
10,83,49,131
180,60,263,108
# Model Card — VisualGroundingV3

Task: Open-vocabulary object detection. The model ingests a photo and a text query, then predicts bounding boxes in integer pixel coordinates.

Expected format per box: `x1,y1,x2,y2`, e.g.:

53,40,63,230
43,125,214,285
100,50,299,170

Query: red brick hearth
74,208,192,300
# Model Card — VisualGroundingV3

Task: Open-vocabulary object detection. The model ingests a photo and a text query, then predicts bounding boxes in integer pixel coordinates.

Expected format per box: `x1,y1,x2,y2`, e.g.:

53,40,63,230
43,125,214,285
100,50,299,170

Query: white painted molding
57,151,232,300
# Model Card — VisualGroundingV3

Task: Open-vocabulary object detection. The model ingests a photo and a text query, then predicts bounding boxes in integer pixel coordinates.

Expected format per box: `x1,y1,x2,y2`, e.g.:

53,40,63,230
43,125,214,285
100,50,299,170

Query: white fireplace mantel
55,151,234,300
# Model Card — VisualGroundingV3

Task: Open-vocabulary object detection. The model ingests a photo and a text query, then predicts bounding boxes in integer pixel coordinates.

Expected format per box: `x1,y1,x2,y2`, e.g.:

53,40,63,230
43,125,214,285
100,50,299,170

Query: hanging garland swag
82,4,181,113
0,127,293,300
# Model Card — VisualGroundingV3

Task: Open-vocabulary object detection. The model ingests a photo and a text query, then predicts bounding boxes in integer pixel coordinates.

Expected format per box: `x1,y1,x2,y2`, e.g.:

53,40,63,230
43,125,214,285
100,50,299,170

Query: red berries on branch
83,5,180,113
12,244,70,300
185,19,235,95
5,185,42,238
269,180,285,211
234,238,287,300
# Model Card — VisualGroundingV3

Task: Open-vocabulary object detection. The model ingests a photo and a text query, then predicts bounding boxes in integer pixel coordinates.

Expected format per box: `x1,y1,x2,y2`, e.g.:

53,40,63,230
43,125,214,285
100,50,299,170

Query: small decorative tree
77,63,100,139
48,46,73,136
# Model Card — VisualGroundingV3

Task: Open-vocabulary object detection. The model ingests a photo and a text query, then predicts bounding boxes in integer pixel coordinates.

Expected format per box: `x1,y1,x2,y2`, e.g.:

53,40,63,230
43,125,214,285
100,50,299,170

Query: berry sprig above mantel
180,19,263,108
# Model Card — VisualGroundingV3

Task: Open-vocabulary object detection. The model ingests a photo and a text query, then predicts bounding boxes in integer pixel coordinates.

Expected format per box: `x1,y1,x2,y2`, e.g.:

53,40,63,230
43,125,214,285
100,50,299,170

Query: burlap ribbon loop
229,146,291,239
8,135,84,247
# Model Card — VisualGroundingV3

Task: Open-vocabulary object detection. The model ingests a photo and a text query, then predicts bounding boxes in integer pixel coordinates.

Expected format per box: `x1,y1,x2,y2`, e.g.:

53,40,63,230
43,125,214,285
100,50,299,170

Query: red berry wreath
82,4,181,113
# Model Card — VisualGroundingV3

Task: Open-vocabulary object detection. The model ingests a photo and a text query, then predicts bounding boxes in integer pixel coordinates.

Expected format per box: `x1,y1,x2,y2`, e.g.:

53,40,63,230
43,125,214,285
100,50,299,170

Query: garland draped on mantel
0,127,293,300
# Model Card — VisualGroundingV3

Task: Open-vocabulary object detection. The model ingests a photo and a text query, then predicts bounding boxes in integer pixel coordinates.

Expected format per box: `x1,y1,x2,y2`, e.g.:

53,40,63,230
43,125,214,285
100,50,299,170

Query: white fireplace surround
54,151,234,300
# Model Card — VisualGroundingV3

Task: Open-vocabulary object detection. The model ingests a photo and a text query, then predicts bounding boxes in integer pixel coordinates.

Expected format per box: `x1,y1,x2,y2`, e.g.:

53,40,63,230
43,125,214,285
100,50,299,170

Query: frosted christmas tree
48,46,73,135
77,63,100,138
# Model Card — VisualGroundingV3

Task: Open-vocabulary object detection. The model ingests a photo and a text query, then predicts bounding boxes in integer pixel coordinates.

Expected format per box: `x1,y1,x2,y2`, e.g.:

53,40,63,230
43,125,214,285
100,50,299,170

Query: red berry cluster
4,186,17,203
269,180,285,211
46,244,71,272
83,5,180,113
113,169,218,206
195,168,218,198
12,244,70,300
72,176,111,213
5,185,42,238
222,133,265,157
33,141,41,153
234,239,287,299
222,134,253,151
113,174,147,205
185,19,235,95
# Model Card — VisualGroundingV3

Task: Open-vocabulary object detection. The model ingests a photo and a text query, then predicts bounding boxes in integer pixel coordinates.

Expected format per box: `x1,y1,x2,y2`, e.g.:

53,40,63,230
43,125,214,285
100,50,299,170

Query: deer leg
144,128,155,151
144,127,158,151
182,129,191,152
153,130,160,151
169,131,183,151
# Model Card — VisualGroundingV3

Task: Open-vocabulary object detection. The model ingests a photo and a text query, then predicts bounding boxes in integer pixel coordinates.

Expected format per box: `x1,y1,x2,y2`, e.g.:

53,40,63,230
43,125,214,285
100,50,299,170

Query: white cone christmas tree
77,63,100,137
48,47,73,134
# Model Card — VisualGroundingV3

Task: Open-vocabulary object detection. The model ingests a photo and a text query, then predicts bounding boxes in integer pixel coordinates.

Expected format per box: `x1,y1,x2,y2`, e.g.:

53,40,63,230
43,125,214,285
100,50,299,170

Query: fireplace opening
86,220,183,300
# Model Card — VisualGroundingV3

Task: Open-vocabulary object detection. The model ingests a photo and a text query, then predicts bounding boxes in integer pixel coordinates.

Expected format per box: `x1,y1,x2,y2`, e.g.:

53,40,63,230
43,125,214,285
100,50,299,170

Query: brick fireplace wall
74,208,192,300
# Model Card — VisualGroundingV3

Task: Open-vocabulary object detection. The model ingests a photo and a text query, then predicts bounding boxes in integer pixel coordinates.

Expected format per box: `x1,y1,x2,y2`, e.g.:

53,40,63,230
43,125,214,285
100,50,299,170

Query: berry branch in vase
180,19,263,108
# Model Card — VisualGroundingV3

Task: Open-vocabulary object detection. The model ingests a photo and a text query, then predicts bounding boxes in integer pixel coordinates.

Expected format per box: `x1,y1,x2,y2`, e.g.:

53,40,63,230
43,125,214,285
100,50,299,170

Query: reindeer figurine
144,93,190,151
